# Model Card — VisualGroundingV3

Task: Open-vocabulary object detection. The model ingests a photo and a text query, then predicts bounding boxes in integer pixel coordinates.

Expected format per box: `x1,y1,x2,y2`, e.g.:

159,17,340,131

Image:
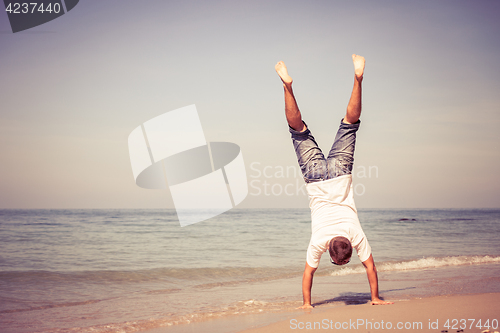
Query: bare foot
352,54,365,80
275,61,293,85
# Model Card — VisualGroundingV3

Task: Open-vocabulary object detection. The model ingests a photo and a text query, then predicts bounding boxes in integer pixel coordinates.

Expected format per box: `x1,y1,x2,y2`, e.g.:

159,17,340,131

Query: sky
0,0,499,209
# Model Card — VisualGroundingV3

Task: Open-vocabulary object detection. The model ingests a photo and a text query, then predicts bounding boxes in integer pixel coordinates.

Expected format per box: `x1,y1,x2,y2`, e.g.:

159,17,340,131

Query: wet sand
240,293,500,333
144,293,500,333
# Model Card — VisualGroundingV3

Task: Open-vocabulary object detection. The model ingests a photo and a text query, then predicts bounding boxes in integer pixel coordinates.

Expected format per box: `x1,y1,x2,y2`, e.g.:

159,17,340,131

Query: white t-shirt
305,174,371,268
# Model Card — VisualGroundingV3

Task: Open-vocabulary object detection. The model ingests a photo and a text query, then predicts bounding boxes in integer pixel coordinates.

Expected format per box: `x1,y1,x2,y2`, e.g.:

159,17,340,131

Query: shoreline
144,293,500,333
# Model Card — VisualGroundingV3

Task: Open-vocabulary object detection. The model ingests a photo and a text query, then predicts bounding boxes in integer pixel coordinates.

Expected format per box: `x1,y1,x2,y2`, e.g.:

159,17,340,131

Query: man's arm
362,254,394,305
299,262,317,309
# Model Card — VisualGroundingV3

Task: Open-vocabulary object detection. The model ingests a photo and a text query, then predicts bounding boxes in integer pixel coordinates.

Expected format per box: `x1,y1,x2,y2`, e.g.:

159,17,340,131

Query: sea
1,208,500,333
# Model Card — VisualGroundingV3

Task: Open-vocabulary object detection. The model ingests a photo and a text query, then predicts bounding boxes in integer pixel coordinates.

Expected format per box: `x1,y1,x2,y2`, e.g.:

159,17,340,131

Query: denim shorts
289,119,360,183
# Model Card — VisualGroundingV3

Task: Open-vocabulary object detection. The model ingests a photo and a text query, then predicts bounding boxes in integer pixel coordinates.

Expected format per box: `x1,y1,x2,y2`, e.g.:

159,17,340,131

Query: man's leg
344,54,365,124
275,61,306,132
275,61,326,182
326,54,365,179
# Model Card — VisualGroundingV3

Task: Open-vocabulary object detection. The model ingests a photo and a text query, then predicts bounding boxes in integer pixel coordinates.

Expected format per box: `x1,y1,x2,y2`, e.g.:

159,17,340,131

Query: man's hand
371,298,394,305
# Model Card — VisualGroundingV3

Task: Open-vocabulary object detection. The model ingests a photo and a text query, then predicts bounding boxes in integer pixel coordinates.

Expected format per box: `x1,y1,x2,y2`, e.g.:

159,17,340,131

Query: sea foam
330,255,500,276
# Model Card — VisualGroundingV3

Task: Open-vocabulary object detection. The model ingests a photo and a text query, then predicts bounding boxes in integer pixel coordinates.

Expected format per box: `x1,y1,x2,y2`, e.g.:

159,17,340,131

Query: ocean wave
0,299,103,314
0,266,299,285
330,255,500,276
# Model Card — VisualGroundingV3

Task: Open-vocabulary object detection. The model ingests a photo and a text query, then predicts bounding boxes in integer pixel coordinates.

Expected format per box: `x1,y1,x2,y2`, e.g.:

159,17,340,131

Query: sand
241,293,500,333
144,293,500,333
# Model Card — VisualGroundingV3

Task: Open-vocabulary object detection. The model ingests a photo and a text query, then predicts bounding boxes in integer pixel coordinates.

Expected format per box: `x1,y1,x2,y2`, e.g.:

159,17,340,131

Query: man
275,54,393,308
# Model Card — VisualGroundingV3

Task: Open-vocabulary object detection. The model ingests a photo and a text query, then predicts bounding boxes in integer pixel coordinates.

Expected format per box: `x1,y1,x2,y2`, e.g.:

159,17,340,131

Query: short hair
328,236,352,265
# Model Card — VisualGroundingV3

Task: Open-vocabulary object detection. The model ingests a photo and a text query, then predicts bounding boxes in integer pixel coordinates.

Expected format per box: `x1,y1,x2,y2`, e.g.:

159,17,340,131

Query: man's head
328,236,352,265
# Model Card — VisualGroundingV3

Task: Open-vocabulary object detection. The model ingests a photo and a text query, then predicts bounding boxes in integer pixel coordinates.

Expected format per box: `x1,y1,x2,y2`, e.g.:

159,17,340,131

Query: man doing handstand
275,55,393,308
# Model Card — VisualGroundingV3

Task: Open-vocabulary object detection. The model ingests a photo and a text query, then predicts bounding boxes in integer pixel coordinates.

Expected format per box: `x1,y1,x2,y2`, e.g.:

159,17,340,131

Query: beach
140,260,500,333
1,208,499,333
239,293,500,333
2,0,500,332
142,293,500,333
